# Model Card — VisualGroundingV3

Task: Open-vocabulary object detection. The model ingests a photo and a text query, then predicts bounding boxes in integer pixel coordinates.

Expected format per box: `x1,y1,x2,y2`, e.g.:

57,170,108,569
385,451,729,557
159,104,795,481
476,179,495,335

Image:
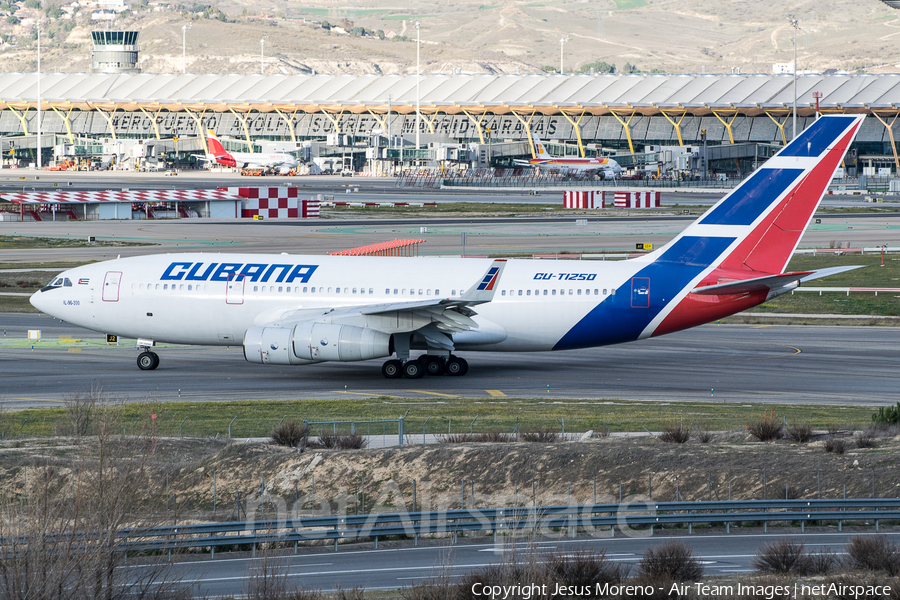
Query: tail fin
206,129,227,156
653,115,864,275
531,135,553,159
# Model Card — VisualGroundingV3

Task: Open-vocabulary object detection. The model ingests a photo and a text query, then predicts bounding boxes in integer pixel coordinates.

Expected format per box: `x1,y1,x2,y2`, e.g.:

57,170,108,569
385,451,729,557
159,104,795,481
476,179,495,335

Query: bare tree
0,390,193,600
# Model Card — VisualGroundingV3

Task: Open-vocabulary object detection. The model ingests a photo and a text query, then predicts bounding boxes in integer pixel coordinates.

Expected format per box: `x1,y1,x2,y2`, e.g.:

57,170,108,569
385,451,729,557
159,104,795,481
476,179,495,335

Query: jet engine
244,322,391,365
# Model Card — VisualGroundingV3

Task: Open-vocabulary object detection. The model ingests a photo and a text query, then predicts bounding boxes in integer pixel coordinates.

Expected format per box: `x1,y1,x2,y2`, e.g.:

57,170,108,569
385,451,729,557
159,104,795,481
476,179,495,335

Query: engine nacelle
244,323,391,365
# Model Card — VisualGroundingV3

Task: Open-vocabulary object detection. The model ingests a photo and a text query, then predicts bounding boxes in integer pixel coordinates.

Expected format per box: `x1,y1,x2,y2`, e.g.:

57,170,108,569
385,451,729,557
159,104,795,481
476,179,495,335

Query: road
132,531,900,596
0,312,896,409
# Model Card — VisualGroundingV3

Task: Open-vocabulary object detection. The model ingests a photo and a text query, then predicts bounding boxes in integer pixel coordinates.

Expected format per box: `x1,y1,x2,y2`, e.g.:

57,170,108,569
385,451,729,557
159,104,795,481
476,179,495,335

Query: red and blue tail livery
32,116,863,378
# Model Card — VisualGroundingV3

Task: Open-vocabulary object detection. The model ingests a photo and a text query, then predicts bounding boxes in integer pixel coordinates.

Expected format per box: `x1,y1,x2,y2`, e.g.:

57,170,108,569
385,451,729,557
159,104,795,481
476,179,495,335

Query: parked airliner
514,135,622,179
33,116,863,378
204,130,299,174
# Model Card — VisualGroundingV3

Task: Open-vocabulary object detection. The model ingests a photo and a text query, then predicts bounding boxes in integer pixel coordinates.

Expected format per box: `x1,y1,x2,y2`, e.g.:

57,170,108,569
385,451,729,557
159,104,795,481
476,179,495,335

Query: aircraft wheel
137,351,158,371
423,355,446,376
445,356,468,376
382,359,403,379
403,359,426,379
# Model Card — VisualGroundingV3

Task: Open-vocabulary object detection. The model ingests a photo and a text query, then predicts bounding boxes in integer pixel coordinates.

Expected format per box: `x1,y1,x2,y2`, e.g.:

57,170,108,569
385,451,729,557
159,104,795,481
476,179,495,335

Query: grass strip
0,396,880,440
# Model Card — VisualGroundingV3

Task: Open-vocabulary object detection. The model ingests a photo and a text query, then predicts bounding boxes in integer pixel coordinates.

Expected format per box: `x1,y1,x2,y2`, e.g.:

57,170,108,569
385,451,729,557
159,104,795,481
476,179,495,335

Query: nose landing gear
137,351,160,370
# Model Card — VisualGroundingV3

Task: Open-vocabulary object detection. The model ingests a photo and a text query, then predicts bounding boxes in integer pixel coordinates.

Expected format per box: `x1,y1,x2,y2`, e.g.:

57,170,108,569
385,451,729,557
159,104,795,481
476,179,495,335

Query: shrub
855,430,877,449
806,550,840,575
872,402,900,425
845,535,900,576
785,422,813,443
695,424,713,444
545,549,627,588
270,420,308,448
520,429,559,443
658,423,690,444
824,437,847,454
637,540,703,582
318,432,367,450
749,420,783,442
752,538,809,574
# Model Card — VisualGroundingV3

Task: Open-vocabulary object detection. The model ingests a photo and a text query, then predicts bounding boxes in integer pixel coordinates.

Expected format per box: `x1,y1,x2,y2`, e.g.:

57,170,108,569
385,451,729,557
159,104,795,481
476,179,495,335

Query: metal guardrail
114,498,900,553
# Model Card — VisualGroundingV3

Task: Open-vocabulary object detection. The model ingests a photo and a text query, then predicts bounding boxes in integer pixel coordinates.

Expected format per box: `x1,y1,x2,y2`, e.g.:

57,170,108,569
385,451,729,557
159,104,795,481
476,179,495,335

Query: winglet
459,259,507,304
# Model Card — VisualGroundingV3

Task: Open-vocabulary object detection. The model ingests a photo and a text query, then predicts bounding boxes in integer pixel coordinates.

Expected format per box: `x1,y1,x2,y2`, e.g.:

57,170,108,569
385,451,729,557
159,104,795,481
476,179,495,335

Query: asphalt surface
134,531,900,596
1,312,897,408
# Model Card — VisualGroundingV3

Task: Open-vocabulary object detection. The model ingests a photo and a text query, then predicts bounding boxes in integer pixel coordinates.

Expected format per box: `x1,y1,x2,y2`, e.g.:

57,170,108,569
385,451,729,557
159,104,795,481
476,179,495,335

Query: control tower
90,30,141,73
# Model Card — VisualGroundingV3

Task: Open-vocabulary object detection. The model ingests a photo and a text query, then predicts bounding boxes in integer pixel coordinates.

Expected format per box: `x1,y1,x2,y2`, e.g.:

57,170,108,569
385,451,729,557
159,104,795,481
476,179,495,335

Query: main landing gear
137,351,160,371
381,355,468,379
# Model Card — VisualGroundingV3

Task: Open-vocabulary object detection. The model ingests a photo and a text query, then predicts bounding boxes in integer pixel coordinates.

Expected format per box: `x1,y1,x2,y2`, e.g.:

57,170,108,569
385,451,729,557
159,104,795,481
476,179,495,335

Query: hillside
0,0,898,76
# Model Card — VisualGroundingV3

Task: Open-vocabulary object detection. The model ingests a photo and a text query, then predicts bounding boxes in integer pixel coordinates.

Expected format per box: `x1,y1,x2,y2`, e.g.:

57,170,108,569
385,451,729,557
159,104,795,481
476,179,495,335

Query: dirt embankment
1,430,896,524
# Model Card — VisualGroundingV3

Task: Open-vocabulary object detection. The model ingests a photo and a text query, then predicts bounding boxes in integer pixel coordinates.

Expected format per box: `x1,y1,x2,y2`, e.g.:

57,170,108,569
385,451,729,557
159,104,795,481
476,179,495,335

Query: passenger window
278,286,283,292
526,290,531,296
131,284,135,289
451,290,456,295
603,289,607,295
543,290,548,296
594,289,598,295
517,290,522,296
435,289,439,295
393,288,398,294
427,289,431,295
328,287,333,293
577,289,582,295
155,284,159,290
418,289,423,295
552,289,556,295
501,290,506,296
303,287,308,293
611,288,616,294
187,284,192,291
569,289,573,295
180,285,184,291
352,288,357,294
369,288,374,294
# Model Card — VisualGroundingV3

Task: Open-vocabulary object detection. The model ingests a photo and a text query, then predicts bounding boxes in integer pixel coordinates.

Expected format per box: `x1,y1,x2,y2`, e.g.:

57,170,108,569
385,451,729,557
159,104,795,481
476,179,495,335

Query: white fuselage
31,253,647,353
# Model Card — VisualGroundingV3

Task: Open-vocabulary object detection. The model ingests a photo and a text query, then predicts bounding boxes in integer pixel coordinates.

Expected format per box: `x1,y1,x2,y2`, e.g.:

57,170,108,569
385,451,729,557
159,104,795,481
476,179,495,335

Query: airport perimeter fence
1,407,889,446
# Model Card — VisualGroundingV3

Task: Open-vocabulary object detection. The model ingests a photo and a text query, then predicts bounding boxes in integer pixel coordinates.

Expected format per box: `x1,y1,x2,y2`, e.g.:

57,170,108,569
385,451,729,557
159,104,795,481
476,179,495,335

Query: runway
1,312,896,409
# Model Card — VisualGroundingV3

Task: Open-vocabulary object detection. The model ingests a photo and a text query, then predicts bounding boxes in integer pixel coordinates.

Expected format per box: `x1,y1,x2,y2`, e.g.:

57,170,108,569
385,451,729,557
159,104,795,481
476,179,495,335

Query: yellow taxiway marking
67,348,82,353
486,390,506,397
409,390,457,398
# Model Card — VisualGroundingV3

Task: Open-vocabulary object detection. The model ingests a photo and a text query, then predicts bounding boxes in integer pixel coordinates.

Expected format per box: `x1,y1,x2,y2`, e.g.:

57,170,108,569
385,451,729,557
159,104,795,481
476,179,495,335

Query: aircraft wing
258,259,507,334
691,266,863,296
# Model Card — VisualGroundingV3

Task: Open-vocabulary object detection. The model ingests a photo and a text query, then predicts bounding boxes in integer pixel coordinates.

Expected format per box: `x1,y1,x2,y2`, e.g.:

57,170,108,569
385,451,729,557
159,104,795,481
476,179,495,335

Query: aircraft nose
30,289,48,313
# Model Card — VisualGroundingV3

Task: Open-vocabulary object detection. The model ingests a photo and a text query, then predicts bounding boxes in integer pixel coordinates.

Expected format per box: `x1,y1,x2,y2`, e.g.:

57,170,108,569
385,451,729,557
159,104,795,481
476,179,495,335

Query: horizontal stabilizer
692,265,864,296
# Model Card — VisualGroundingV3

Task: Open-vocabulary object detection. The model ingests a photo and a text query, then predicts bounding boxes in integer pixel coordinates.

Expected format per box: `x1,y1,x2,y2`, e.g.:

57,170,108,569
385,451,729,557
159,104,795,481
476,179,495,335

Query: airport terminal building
2,71,900,175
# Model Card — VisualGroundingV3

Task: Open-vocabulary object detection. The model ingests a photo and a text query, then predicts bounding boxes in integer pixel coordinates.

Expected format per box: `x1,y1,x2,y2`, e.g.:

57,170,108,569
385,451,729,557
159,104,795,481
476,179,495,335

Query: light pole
36,19,41,170
559,36,567,73
788,15,799,141
181,23,191,75
260,36,268,75
415,21,421,164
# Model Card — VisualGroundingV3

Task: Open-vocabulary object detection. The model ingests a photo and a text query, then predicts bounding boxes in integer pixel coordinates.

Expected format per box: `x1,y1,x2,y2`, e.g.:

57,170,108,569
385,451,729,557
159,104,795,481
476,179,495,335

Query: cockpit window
40,277,73,292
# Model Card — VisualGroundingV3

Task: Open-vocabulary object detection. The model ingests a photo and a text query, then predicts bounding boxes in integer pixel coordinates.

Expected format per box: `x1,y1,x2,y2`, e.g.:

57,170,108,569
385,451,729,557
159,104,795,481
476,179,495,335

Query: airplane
204,130,299,174
514,135,622,179
32,115,863,379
